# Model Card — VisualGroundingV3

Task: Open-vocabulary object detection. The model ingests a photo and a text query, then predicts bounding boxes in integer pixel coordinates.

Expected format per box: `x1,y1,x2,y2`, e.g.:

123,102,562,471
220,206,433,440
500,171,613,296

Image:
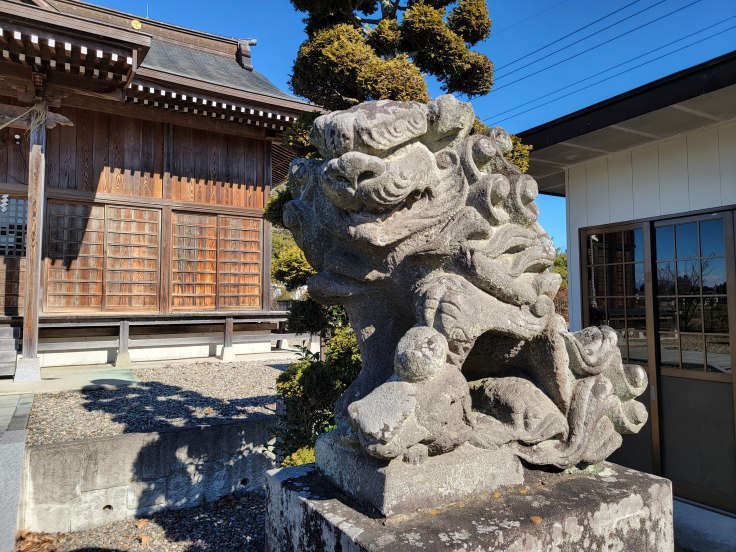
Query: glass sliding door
583,224,654,473
581,211,736,513
653,214,735,512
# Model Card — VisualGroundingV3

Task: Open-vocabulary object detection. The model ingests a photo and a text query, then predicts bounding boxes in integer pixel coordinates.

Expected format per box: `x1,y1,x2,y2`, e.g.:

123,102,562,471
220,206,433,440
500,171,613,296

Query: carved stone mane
284,95,648,472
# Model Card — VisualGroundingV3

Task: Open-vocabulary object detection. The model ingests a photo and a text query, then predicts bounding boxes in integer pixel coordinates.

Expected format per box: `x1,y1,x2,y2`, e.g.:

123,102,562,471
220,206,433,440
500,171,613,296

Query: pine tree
290,0,493,111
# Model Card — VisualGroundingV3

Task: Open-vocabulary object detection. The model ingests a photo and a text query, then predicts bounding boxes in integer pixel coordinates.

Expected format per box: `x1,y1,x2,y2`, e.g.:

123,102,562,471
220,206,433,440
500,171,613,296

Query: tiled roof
141,38,302,103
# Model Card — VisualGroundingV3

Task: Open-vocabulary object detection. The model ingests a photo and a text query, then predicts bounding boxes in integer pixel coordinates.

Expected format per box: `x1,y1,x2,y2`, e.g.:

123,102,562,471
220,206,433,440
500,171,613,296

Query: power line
490,0,704,93
492,0,570,38
496,0,647,73
484,23,736,126
483,16,736,123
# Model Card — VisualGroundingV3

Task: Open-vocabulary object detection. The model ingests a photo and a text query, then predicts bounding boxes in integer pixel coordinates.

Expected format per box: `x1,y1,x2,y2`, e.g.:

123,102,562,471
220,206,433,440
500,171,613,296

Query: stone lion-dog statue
283,95,648,471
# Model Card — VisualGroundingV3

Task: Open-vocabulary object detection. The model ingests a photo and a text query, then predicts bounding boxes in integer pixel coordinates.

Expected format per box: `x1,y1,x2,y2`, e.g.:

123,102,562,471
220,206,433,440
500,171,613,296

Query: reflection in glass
699,219,725,257
656,225,674,261
588,265,606,300
588,234,606,265
658,298,677,331
701,258,727,294
657,262,675,295
607,298,626,329
675,222,698,259
623,263,645,295
616,330,628,360
606,231,624,264
589,298,606,326
658,332,680,369
676,260,700,295
607,264,624,296
628,329,648,366
678,298,702,332
706,334,731,374
679,333,705,371
703,296,728,333
626,297,647,329
622,228,645,262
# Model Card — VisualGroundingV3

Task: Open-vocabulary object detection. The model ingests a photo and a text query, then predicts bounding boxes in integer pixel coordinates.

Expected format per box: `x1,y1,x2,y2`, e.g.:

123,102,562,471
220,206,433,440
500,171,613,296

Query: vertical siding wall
567,119,736,329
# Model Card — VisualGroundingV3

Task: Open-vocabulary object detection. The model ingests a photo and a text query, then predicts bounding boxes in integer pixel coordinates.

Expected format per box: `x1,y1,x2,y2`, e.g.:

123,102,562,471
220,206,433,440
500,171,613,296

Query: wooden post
220,317,235,361
115,320,131,367
17,116,47,381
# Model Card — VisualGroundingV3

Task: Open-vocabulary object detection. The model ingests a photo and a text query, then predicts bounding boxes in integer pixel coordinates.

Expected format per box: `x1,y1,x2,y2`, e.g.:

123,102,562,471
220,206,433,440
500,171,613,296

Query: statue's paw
470,376,568,445
347,380,416,443
403,443,429,465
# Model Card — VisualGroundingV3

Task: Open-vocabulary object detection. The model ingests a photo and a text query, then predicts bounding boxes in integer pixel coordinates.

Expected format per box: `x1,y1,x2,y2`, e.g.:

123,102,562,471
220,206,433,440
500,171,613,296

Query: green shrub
263,185,293,229
276,325,361,458
281,446,316,467
286,296,328,335
271,246,315,291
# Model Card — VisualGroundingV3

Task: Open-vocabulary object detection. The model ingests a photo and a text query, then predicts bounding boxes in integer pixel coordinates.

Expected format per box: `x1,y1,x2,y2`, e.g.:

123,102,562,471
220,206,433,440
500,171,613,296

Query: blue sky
93,0,736,249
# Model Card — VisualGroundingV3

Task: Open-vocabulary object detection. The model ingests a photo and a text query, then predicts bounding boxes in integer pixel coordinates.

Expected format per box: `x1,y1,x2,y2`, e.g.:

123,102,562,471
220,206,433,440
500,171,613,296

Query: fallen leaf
531,516,543,524
137,534,152,546
519,488,528,495
135,518,149,529
492,491,502,499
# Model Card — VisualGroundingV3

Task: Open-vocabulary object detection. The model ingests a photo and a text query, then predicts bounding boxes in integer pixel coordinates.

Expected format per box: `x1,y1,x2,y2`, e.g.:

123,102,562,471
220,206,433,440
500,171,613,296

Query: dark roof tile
141,38,301,103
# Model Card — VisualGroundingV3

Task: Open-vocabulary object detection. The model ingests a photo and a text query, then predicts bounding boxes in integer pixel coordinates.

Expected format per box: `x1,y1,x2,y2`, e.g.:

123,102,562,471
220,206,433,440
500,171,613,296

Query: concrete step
0,326,19,338
0,351,17,363
0,337,18,351
0,361,15,377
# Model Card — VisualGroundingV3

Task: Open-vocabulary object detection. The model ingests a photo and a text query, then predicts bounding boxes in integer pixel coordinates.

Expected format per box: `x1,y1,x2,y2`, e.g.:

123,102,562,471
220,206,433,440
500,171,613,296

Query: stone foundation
266,462,673,552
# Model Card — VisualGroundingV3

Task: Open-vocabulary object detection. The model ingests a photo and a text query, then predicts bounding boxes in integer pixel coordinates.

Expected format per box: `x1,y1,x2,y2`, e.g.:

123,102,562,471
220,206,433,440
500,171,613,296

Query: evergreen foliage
271,227,298,260
470,119,532,173
290,0,495,110
271,245,316,291
263,185,293,229
554,249,568,290
276,325,362,461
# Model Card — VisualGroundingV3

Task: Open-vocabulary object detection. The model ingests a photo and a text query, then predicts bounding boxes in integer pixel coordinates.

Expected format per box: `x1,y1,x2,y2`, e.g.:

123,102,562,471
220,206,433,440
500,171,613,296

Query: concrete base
113,351,131,368
266,462,674,552
14,357,40,382
316,435,523,516
220,346,236,362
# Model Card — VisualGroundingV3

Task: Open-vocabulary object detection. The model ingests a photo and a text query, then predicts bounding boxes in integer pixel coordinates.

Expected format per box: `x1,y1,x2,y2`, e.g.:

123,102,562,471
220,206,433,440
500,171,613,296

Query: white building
520,50,736,514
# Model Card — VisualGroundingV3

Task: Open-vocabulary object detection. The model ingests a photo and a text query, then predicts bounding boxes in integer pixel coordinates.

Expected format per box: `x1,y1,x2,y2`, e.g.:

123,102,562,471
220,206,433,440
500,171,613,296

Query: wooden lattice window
218,216,261,309
46,201,160,312
171,212,261,311
0,197,27,256
104,207,161,310
171,212,218,310
0,197,27,314
46,202,105,310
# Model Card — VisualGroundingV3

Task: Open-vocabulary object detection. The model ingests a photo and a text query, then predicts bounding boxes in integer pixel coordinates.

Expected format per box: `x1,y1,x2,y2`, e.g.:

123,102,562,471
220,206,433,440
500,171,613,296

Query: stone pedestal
316,435,523,516
14,357,40,382
266,462,673,552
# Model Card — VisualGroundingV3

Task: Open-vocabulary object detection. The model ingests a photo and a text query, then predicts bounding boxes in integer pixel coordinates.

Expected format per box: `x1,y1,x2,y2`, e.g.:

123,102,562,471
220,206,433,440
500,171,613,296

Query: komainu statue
283,95,648,475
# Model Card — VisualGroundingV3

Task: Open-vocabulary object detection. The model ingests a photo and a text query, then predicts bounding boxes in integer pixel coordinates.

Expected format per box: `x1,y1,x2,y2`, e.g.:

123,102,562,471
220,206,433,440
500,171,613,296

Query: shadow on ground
68,363,288,551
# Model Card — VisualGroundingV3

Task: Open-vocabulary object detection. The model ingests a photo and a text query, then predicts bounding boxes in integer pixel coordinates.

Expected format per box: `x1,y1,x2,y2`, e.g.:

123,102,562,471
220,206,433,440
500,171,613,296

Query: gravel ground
15,492,265,552
27,360,288,446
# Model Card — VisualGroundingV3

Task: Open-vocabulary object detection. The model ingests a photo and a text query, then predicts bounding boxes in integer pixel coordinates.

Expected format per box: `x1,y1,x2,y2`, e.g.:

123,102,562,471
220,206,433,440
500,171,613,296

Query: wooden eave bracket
0,103,73,129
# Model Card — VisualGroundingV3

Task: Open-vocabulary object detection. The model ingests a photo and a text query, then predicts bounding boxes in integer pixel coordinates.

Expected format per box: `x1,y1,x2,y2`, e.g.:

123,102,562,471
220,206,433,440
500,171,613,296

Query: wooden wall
0,105,270,316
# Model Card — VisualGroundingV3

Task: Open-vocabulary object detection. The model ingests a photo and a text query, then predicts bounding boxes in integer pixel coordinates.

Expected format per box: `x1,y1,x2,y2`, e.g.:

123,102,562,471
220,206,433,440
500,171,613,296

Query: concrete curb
0,429,26,552
21,416,277,533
